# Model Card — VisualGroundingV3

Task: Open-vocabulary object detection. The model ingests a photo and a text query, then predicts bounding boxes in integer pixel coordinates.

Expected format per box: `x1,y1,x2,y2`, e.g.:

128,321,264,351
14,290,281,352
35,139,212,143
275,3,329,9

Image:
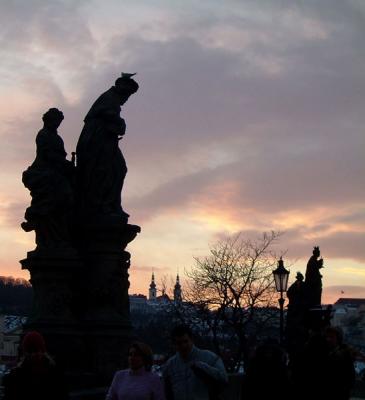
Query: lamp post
273,257,290,345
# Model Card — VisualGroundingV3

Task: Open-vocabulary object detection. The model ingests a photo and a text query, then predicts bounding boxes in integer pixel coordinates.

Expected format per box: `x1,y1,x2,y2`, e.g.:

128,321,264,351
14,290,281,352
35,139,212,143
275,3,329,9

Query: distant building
173,274,182,304
129,294,148,312
155,291,170,305
129,272,184,314
334,298,365,308
148,273,157,301
332,298,365,351
0,315,26,367
333,298,365,325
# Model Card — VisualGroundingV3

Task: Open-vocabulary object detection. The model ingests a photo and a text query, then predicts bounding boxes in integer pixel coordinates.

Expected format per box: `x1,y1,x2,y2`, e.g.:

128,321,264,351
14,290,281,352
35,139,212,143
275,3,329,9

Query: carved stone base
21,248,81,325
75,219,140,384
20,249,84,374
20,220,140,387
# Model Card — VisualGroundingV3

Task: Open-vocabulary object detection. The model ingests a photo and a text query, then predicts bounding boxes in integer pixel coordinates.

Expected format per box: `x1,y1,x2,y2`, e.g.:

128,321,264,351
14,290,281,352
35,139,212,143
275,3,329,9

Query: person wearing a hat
3,331,68,400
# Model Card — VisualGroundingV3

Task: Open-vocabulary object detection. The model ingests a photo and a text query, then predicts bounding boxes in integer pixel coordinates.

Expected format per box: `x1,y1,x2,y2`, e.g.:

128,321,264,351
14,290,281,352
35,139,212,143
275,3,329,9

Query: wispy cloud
0,0,364,291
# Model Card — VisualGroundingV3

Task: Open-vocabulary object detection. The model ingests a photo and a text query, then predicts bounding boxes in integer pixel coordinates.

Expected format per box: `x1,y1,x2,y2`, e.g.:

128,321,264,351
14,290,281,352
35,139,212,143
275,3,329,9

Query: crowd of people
2,325,356,400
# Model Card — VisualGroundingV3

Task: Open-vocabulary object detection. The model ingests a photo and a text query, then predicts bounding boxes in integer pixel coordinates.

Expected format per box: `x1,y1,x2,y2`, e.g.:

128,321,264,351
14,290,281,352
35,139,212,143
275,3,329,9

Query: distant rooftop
130,294,147,299
334,298,365,307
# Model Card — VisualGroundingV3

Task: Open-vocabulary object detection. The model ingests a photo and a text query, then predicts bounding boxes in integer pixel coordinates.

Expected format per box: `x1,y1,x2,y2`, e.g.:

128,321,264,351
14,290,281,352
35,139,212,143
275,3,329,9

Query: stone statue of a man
76,73,139,222
305,246,324,307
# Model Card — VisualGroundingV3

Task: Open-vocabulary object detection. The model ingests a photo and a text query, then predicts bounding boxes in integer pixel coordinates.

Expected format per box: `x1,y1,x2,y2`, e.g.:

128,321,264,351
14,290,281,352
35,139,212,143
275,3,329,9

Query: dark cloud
314,232,365,262
283,228,365,262
125,136,364,219
0,0,94,63
204,226,365,266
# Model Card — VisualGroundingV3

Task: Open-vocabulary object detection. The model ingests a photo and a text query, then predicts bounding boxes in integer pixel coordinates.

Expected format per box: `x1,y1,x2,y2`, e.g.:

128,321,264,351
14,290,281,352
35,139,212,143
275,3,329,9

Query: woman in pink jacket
106,342,165,400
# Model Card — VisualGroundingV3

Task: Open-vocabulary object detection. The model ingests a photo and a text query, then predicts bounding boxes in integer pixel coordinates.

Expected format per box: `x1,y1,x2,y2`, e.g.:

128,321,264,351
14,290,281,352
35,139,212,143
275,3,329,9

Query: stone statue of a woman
22,108,74,250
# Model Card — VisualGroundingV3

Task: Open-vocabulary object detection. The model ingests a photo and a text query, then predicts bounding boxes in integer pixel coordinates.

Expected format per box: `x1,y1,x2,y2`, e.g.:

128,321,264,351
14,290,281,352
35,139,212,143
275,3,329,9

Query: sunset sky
0,0,364,304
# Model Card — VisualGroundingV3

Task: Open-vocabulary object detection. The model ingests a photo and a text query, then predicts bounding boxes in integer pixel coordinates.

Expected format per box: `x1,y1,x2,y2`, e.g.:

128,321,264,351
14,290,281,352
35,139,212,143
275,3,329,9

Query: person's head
171,325,194,358
114,74,139,105
128,342,153,371
21,331,46,356
42,108,64,130
20,331,54,371
254,340,286,366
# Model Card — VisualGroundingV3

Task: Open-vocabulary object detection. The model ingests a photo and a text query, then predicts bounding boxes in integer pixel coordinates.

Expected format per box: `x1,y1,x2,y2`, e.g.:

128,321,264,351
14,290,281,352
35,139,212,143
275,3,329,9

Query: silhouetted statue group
21,74,139,250
20,74,141,382
286,246,333,357
287,246,324,315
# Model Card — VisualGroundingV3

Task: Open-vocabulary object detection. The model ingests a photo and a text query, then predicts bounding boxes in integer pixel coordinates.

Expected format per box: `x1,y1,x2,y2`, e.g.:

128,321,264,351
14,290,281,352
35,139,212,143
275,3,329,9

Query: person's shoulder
196,348,220,362
115,368,129,375
112,369,129,380
165,354,178,364
163,354,179,371
146,371,162,381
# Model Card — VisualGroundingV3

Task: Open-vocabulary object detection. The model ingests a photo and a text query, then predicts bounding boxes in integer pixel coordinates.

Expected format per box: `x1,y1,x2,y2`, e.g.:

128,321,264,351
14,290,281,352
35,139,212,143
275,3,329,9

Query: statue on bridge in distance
287,272,308,316
286,246,330,356
21,108,75,250
305,246,324,308
75,73,139,223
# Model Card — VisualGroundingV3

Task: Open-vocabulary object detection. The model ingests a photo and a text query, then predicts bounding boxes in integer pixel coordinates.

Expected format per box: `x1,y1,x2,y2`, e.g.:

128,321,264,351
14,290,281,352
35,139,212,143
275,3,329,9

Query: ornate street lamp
273,257,290,345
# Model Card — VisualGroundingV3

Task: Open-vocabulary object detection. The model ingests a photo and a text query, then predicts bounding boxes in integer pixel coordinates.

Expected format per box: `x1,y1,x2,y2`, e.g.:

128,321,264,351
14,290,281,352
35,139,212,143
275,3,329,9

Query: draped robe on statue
76,87,128,221
22,124,74,248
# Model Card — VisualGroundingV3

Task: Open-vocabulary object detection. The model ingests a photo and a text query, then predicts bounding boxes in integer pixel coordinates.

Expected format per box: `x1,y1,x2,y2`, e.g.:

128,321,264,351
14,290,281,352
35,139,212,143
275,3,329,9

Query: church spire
174,273,182,303
149,271,157,301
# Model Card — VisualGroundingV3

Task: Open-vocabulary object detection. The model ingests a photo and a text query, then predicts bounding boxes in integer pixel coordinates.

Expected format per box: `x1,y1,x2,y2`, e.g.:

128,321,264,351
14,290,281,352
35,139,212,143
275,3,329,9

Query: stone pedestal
75,219,140,384
20,248,85,374
20,220,140,387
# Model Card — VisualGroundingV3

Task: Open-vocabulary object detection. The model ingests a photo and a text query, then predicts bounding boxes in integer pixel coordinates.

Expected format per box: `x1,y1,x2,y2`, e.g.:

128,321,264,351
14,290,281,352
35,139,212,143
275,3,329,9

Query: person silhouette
106,342,165,400
3,331,68,400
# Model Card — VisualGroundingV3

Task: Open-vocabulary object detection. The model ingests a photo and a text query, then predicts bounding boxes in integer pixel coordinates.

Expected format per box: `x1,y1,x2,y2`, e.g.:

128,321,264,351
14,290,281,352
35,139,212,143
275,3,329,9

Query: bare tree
185,231,283,370
158,275,173,297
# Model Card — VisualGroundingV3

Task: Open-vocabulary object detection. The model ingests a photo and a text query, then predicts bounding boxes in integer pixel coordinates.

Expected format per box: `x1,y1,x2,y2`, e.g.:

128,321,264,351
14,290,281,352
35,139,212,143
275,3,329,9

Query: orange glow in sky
0,0,364,306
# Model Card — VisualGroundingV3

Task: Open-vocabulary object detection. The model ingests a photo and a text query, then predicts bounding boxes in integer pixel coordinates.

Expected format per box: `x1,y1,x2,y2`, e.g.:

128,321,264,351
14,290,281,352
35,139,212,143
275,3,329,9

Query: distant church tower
149,272,157,301
174,274,182,303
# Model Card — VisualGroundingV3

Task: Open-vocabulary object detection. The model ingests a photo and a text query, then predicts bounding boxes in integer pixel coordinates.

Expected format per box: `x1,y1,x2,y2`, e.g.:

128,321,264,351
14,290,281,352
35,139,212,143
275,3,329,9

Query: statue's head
296,272,304,282
313,246,320,257
42,108,64,129
114,73,139,104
